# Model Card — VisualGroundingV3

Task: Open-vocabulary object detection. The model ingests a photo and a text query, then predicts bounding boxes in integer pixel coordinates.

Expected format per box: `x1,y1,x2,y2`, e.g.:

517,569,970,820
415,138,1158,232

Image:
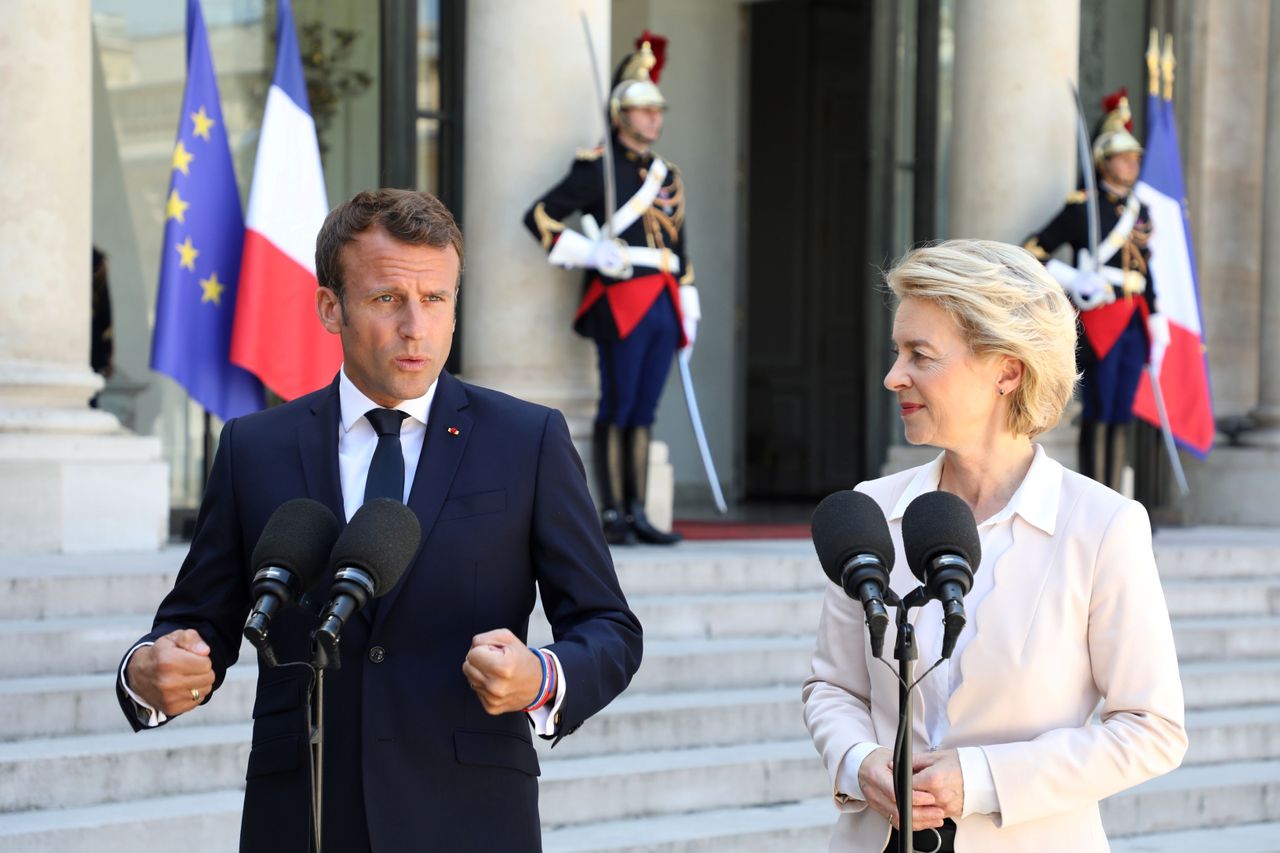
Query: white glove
1067,269,1114,312
679,284,701,354
588,239,631,279
1147,312,1171,377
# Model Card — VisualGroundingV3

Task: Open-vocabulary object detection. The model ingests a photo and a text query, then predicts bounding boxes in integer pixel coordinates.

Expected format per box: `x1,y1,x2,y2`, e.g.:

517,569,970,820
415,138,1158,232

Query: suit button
368,646,386,664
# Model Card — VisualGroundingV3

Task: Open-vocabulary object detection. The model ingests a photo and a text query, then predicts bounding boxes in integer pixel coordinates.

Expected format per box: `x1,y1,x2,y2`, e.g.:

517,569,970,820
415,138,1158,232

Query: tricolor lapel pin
447,426,461,436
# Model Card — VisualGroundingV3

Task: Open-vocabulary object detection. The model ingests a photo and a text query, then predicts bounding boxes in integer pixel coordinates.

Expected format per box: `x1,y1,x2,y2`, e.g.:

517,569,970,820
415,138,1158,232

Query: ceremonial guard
1024,90,1170,491
523,33,696,545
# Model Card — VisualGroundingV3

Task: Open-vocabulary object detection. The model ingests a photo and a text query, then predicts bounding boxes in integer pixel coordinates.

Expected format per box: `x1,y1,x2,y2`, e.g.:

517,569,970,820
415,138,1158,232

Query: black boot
593,422,634,545
623,425,682,545
1079,418,1104,484
1104,422,1129,494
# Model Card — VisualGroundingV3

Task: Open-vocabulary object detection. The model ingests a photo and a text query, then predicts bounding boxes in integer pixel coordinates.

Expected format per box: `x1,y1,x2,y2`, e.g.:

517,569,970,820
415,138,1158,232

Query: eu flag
150,0,264,420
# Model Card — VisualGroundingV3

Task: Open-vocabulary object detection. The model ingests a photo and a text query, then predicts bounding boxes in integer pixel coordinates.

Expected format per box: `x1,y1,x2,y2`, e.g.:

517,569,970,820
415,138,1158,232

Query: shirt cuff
119,641,167,728
958,746,1000,816
526,648,566,737
835,741,882,803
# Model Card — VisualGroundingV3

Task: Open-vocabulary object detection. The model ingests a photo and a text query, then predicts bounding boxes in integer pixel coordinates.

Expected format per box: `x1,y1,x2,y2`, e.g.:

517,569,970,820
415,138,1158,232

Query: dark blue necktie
363,408,410,505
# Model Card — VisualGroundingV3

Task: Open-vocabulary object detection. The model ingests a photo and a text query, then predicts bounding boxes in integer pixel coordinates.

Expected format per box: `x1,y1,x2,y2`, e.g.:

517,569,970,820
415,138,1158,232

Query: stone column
1243,0,1280,445
948,0,1081,243
459,0,606,440
0,0,167,552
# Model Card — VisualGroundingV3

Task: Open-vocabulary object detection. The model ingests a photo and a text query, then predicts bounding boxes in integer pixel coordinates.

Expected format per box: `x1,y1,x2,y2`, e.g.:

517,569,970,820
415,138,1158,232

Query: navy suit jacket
116,372,643,852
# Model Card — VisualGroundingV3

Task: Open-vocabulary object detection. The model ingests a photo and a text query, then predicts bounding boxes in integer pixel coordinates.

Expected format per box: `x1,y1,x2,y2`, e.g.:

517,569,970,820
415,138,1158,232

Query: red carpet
671,520,810,540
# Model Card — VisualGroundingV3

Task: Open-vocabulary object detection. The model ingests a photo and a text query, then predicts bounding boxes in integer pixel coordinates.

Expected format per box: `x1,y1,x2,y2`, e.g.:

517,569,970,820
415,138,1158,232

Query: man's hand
912,749,965,821
858,747,945,831
462,629,544,715
124,628,214,716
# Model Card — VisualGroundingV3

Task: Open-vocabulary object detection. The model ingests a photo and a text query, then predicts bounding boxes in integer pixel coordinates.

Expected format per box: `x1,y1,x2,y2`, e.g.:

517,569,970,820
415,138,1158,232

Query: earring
997,386,1005,396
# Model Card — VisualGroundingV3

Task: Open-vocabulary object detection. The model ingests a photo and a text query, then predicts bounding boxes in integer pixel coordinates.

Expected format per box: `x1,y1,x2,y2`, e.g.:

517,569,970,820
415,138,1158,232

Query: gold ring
191,688,200,702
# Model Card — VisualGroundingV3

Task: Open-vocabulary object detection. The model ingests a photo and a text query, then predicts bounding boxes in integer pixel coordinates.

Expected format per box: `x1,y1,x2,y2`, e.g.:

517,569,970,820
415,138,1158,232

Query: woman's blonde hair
886,239,1079,438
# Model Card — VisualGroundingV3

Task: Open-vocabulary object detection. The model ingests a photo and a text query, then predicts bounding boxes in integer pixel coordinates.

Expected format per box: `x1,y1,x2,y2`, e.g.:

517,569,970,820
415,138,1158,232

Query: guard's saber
1070,82,1102,272
1146,365,1190,496
678,350,727,514
578,12,617,240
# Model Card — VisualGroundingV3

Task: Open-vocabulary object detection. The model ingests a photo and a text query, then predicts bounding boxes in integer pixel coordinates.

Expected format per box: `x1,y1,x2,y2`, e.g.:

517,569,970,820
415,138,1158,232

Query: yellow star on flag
165,189,190,223
171,140,195,175
199,271,225,305
176,236,199,271
190,105,215,140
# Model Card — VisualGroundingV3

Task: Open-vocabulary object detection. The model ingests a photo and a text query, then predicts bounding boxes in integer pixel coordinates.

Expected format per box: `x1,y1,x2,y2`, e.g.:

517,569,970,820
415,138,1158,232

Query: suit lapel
299,378,345,521
372,371,473,628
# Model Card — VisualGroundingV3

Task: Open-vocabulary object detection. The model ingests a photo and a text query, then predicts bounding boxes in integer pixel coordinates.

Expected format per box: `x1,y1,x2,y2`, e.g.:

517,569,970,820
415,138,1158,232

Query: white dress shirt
123,367,565,734
836,445,1060,818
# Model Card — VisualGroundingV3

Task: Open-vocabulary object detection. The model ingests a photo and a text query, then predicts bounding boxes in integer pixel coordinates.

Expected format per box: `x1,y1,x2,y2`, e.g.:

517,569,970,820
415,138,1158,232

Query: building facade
3,0,1277,552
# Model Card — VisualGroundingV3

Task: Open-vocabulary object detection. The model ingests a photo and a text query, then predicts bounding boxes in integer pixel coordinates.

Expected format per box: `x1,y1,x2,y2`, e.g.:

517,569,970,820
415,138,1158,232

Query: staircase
1,529,1278,851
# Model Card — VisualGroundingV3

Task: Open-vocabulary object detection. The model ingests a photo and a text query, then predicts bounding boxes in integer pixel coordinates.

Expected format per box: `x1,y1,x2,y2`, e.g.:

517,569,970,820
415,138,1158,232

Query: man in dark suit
116,189,643,852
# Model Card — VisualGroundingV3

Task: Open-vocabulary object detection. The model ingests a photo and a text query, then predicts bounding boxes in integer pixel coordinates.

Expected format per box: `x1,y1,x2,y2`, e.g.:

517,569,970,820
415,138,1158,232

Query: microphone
901,491,982,659
315,498,421,656
243,498,341,667
811,490,895,658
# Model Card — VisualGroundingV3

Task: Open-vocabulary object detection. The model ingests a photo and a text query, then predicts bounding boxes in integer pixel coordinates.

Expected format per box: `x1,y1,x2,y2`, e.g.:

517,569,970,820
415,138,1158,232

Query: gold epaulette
575,145,604,161
1065,189,1087,204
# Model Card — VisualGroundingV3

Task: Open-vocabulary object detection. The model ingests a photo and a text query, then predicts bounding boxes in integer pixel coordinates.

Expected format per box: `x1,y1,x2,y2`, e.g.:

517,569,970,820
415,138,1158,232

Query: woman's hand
912,750,965,820
859,747,947,830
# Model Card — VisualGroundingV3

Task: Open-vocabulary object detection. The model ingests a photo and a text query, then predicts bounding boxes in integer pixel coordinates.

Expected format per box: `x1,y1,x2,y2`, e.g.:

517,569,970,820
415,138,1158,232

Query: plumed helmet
1092,88,1143,164
609,32,668,124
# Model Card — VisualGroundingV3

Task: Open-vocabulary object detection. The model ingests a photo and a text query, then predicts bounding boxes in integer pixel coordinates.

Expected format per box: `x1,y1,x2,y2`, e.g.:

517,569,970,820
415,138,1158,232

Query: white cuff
678,284,701,321
546,228,594,269
120,641,167,728
526,648,566,737
957,746,1000,816
834,741,882,803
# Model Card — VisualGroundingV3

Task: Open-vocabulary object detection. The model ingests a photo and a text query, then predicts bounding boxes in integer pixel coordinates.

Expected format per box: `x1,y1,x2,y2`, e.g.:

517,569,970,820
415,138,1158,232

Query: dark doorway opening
744,0,876,499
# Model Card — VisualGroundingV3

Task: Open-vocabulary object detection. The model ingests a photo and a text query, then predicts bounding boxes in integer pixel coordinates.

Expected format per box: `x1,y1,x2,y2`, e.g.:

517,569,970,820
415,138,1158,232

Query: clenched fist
461,628,545,715
125,628,215,716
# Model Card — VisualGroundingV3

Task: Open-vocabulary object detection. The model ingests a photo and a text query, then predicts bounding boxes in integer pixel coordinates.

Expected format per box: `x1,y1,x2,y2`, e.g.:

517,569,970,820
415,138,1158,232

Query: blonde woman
803,240,1186,852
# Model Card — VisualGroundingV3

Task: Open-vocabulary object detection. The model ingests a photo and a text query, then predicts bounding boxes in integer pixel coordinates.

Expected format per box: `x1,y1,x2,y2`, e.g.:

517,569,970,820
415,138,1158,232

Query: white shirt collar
887,444,1061,535
337,366,437,433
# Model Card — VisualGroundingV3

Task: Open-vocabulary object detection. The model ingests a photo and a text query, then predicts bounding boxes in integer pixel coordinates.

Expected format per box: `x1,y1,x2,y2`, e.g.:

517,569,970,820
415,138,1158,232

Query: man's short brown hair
315,189,465,301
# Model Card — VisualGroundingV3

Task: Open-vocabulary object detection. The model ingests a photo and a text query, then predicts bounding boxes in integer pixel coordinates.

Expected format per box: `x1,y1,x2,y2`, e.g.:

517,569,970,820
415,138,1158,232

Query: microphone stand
307,634,341,853
888,587,930,853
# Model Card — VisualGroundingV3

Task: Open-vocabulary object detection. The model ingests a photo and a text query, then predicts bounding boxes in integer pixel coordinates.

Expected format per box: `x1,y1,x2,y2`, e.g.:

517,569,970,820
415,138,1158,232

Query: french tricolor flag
232,0,341,400
1131,87,1215,456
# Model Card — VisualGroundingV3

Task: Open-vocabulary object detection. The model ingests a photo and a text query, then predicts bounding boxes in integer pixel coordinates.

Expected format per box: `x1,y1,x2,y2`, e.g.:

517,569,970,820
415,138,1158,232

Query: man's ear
316,286,343,334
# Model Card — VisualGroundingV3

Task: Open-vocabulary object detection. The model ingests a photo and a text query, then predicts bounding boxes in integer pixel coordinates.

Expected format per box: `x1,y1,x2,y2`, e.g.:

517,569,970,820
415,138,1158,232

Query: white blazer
802,450,1187,852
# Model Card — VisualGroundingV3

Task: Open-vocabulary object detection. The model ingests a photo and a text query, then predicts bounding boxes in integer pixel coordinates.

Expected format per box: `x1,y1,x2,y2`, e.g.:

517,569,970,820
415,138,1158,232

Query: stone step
0,725,827,825
0,789,243,853
543,797,833,853
1111,820,1280,853
0,615,261,679
1179,658,1280,709
0,550,184,621
1183,704,1280,765
0,723,252,814
0,665,260,742
538,686,807,759
1100,759,1280,835
1172,615,1280,661
1161,577,1280,619
540,740,827,827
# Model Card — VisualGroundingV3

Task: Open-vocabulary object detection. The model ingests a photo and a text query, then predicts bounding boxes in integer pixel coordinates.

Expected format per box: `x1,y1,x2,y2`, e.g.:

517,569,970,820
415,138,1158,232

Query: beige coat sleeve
980,501,1188,828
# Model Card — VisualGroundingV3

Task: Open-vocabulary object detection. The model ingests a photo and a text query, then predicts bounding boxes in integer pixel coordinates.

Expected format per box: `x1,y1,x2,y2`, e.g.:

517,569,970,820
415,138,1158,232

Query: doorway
744,0,876,499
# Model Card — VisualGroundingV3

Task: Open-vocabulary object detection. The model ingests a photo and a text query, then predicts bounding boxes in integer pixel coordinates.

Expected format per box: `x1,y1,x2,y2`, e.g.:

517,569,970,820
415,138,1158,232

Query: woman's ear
999,356,1026,392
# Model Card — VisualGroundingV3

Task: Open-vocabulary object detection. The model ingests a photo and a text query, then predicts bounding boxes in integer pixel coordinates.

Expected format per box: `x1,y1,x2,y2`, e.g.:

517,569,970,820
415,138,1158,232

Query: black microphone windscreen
328,498,421,597
811,490,895,586
251,498,342,589
901,491,982,583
